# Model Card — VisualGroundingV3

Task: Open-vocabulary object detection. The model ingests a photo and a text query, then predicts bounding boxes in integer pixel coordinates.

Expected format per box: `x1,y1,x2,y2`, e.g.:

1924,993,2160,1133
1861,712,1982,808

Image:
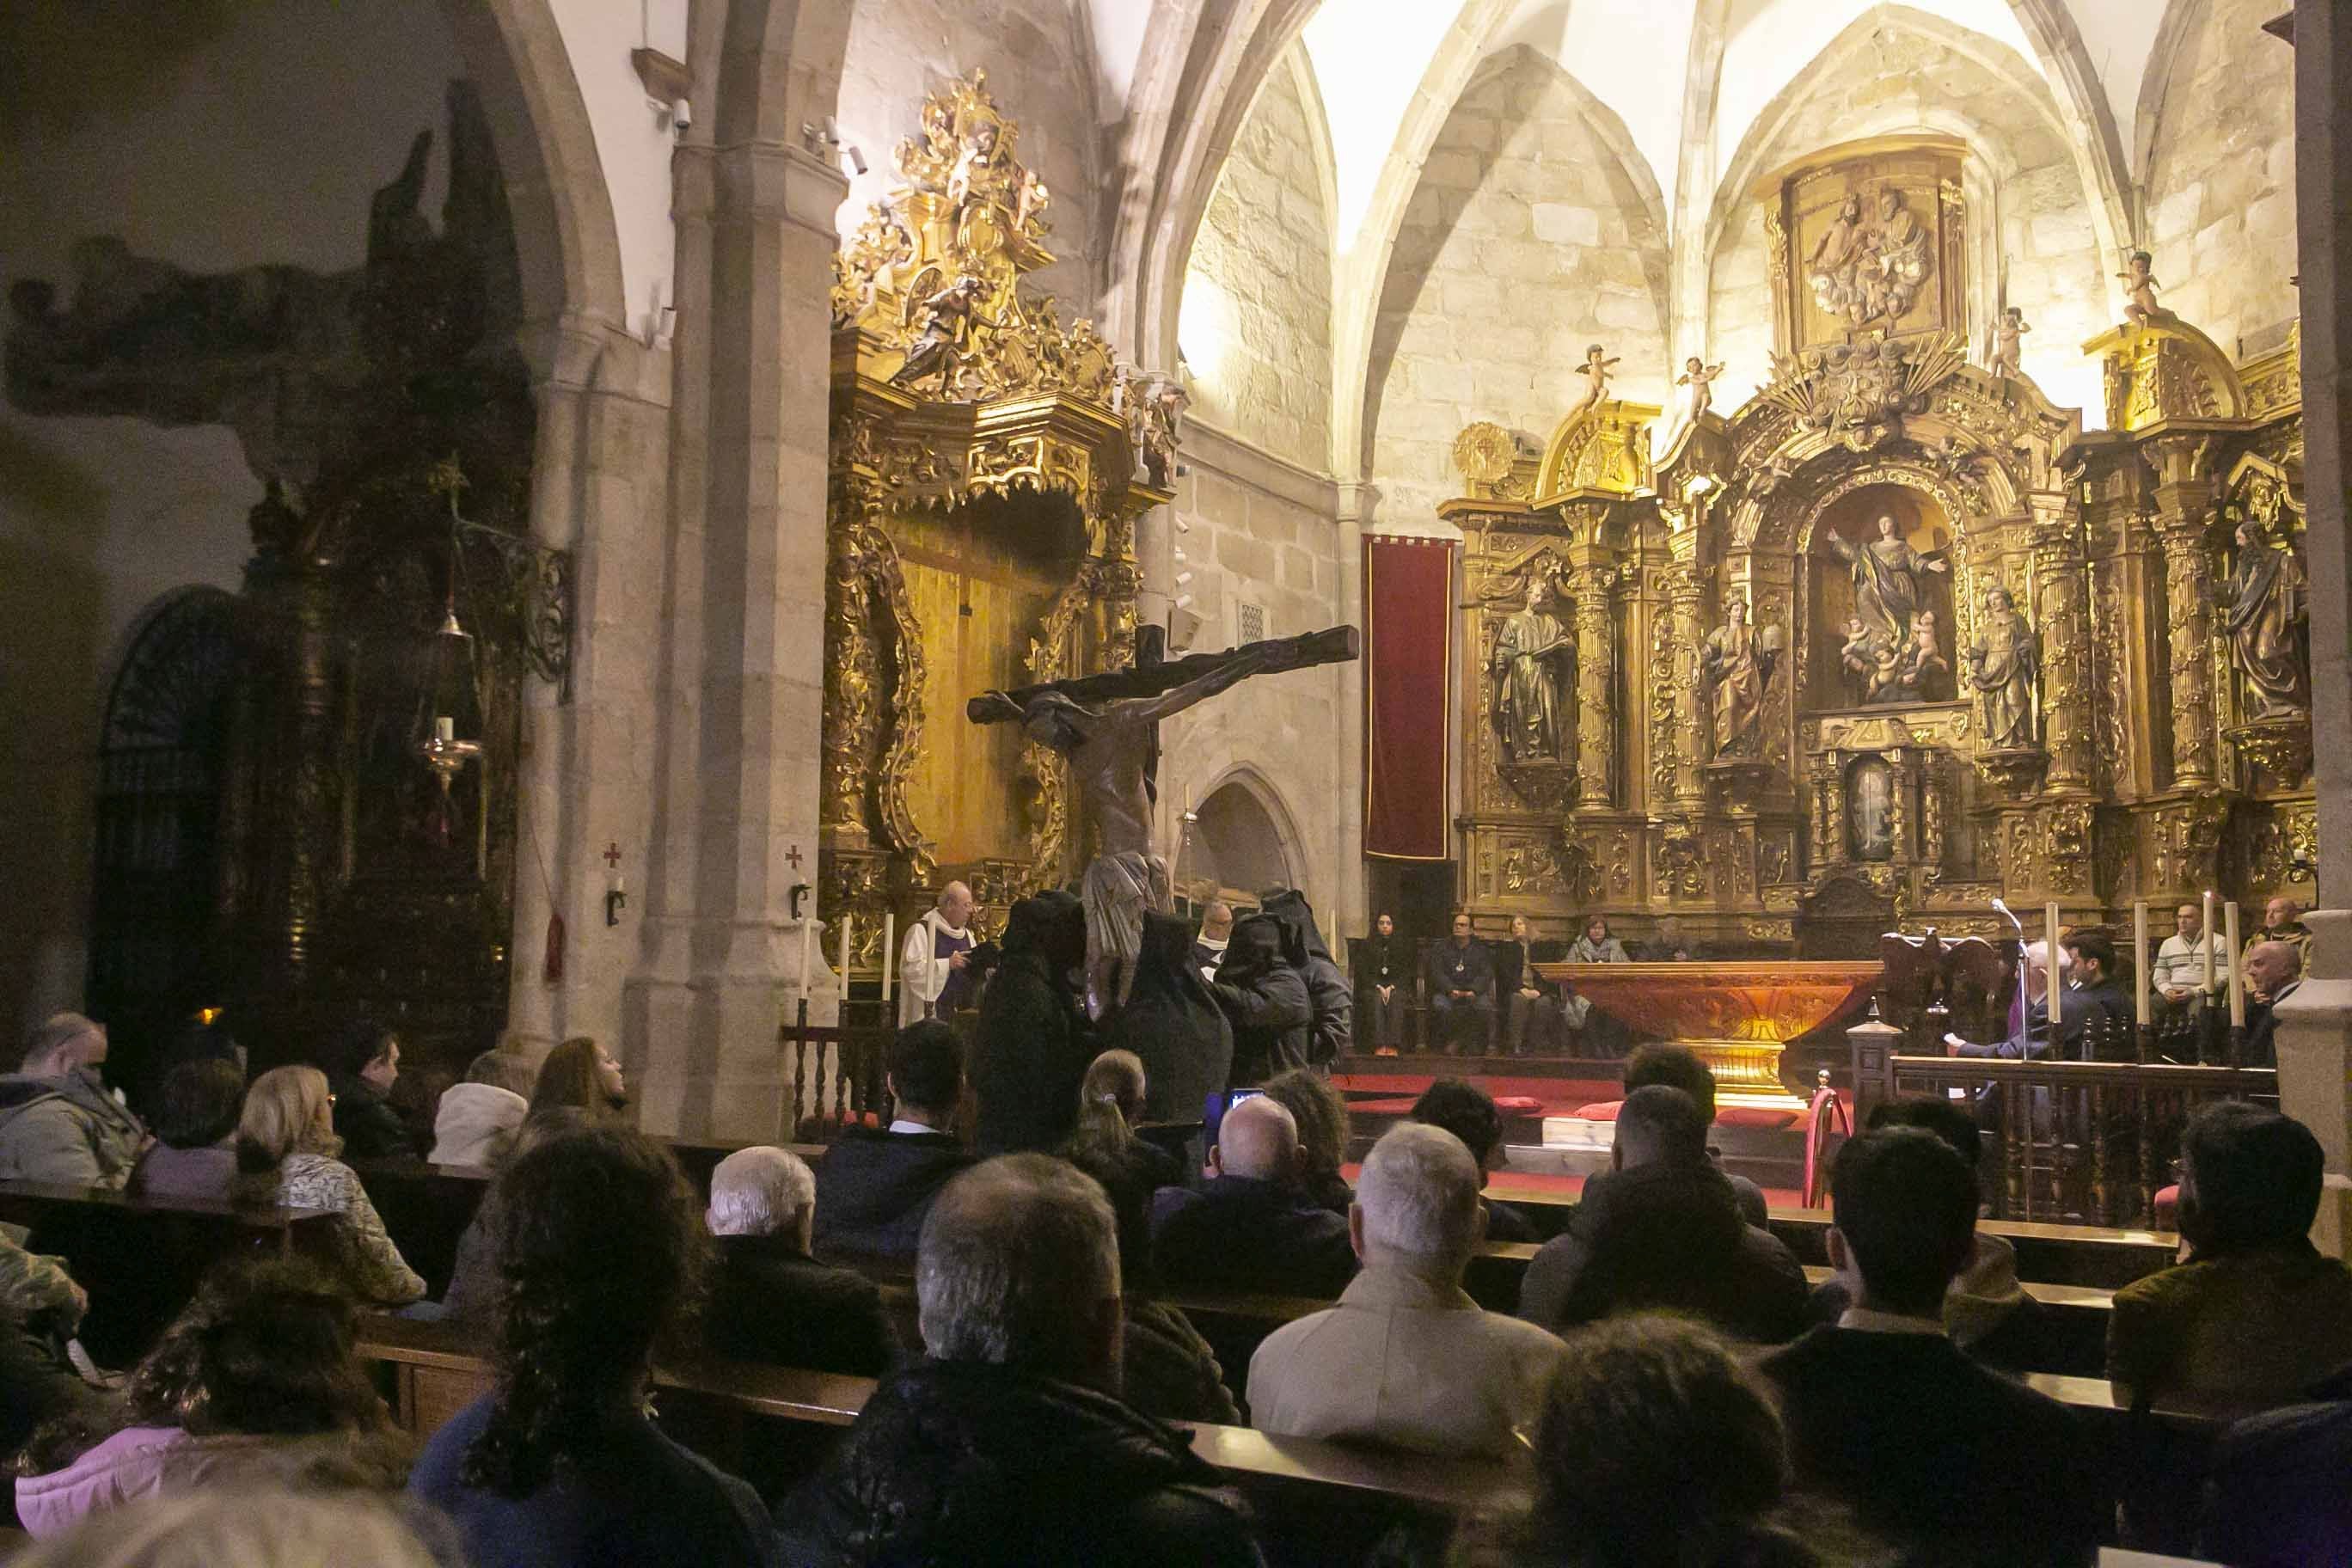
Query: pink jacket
15,1426,280,1536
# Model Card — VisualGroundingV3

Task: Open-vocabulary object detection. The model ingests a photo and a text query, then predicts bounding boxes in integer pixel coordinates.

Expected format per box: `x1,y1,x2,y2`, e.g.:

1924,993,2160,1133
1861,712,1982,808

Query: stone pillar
2028,493,2095,793
627,136,848,1141
2277,0,2352,1253
1334,482,1372,944
505,316,668,1053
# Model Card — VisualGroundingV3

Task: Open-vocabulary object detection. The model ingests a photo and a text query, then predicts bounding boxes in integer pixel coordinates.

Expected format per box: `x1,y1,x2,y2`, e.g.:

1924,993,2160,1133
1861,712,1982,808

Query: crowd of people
0,879,2341,1566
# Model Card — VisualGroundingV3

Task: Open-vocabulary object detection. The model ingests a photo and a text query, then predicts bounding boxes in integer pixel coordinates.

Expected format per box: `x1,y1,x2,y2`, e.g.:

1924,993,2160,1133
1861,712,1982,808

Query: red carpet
1334,1073,1621,1119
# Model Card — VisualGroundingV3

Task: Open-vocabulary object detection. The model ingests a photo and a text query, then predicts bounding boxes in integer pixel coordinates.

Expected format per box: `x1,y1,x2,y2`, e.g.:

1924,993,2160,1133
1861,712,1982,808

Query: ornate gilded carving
1500,836,1599,904
2158,517,2218,789
1533,399,1657,502
824,481,886,837
2247,805,2318,891
1753,333,1969,453
2030,505,2094,792
2147,793,2230,894
1573,566,1616,806
1452,421,1534,502
2084,318,2246,432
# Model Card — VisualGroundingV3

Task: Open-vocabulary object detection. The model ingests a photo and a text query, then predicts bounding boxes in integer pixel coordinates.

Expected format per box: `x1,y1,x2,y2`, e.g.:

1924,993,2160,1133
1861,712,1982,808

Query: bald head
2245,940,2303,1001
938,880,975,928
1215,1093,1301,1182
1202,902,1234,941
1354,1123,1485,1277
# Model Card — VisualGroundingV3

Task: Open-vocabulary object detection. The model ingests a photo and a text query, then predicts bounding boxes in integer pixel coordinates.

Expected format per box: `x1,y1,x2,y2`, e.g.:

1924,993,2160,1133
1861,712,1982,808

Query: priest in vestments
898,881,979,1025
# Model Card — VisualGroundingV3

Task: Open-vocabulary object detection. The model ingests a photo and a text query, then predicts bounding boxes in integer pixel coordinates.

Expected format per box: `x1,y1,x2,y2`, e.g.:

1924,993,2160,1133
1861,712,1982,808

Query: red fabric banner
1363,535,1455,861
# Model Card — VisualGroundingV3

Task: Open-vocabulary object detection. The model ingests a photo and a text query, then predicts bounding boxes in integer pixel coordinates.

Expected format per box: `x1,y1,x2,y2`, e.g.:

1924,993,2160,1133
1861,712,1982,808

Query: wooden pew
0,1179,337,1363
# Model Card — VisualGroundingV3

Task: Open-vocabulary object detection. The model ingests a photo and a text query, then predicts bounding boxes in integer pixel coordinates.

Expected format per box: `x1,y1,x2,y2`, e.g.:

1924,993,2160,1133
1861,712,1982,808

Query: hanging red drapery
1363,536,1456,861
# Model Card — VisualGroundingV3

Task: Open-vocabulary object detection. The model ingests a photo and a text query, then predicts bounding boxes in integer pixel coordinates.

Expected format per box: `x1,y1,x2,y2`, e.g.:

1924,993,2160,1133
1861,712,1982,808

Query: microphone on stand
1990,897,2024,934
1991,897,2028,1044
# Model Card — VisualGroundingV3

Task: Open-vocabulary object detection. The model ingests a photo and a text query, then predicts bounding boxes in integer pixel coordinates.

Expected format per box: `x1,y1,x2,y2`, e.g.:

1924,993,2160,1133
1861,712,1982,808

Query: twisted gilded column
2158,514,2220,790
2029,496,2095,793
1572,562,1617,806
822,476,885,843
1665,554,1710,812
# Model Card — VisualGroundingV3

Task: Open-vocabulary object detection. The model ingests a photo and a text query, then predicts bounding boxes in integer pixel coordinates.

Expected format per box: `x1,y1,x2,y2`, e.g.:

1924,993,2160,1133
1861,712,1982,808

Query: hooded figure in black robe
1106,911,1234,1126
1259,889,1352,1067
1210,912,1312,1087
972,891,1092,1155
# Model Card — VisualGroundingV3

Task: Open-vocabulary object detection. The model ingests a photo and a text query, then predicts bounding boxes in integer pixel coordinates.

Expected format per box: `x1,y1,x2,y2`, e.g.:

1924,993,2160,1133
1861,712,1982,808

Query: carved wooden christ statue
969,626,1359,1012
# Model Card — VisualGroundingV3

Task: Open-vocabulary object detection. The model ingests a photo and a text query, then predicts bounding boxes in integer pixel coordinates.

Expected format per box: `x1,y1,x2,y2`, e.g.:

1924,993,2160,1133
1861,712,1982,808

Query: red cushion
1491,1096,1544,1112
1568,1099,1798,1131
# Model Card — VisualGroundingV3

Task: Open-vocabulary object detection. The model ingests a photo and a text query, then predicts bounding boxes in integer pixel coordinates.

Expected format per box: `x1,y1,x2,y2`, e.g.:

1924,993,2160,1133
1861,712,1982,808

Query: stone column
2278,0,2352,1253
505,316,668,1052
626,136,848,1141
2028,493,2095,793
1334,482,1372,943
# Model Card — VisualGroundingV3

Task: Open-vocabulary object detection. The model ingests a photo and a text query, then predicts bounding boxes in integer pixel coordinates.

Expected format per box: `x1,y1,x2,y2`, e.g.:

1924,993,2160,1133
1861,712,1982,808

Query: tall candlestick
840,913,853,991
882,913,897,1002
435,715,455,745
2202,891,2217,992
799,910,813,1000
2133,902,2150,1027
2225,900,2245,1027
2046,903,2062,1028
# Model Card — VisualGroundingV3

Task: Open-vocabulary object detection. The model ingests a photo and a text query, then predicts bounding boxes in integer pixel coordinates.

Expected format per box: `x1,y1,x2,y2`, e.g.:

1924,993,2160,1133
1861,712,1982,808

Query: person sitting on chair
1422,913,1495,1057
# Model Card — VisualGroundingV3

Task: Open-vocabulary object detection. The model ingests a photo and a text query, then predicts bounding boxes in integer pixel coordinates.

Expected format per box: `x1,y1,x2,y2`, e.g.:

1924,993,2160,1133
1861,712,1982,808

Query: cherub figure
1989,305,2030,380
1676,357,1725,420
1565,344,1619,420
2118,250,2171,328
1840,615,1891,702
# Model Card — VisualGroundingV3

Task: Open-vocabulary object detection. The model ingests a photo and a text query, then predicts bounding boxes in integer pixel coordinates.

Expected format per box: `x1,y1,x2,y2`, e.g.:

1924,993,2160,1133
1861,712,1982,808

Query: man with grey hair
0,1014,145,1188
703,1146,894,1376
783,1155,1263,1565
2241,940,2305,1069
1247,1123,1566,1458
899,880,980,1025
1150,1093,1356,1297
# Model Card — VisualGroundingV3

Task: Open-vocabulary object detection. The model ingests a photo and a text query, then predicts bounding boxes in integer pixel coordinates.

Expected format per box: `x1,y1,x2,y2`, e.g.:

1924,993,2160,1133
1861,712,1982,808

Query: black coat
778,1361,1260,1568
810,1127,976,1262
972,891,1092,1157
1423,938,1495,1001
1759,1326,2106,1565
1210,915,1313,1087
331,1076,416,1162
1149,1175,1356,1300
1107,911,1234,1125
1262,891,1351,1066
706,1234,896,1378
1357,934,1410,993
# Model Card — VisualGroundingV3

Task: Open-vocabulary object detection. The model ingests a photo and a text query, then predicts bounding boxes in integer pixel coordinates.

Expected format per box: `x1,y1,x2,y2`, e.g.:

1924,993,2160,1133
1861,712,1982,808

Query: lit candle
2225,900,2245,1027
435,715,455,745
2046,902,2062,1029
882,912,897,1002
839,913,854,990
2133,902,2150,1027
799,909,813,1001
2202,891,2217,993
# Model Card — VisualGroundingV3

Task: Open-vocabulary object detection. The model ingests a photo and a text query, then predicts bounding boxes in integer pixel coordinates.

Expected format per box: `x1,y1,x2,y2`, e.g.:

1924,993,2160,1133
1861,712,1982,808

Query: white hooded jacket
428,1082,529,1168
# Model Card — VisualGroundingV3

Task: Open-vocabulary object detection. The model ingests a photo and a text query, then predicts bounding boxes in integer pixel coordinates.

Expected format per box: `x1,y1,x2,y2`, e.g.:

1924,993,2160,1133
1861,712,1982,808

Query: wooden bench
353,1315,1524,1565
2,1178,339,1363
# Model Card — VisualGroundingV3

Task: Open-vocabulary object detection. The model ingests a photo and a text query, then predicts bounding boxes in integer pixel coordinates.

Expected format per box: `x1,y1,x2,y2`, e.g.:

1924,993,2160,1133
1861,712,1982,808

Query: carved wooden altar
1444,149,2312,958
824,72,1173,977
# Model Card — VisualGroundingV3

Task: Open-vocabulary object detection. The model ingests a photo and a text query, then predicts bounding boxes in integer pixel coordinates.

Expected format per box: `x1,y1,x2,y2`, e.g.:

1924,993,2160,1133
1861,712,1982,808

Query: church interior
4,0,2352,1560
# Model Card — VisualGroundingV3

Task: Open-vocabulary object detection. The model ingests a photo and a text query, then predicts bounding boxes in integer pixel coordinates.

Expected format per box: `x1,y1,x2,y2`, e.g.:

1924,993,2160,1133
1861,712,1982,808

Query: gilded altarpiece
825,73,1173,975
1442,207,2311,952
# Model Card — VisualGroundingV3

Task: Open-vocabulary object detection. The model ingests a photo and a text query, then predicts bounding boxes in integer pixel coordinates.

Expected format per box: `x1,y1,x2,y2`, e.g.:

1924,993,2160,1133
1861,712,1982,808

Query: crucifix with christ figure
967,623,1357,1013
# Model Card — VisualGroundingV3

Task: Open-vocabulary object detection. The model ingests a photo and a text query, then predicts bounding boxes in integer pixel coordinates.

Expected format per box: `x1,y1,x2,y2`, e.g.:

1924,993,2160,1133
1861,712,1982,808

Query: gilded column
1572,558,1617,807
1665,551,1710,812
823,477,884,842
2029,494,2095,793
2158,513,2220,791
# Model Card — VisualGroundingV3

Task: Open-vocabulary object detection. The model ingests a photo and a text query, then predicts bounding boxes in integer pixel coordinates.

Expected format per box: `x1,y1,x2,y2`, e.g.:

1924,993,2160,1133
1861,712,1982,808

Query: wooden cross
602,842,622,869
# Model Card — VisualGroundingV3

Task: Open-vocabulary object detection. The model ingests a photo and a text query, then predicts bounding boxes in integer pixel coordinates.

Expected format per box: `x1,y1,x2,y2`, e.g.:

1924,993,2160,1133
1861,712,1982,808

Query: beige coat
1246,1265,1566,1459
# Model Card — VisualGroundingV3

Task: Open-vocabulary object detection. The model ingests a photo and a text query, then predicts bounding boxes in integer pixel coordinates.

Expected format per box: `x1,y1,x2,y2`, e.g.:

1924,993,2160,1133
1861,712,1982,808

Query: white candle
2133,902,2150,1027
882,912,897,1001
799,910,813,1001
435,715,455,745
2202,891,2217,992
2225,901,2245,1027
2046,903,2062,1028
840,913,854,990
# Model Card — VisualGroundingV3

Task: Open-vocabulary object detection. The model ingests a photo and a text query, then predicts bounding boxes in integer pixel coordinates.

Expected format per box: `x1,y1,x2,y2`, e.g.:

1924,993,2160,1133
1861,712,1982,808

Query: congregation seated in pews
6,1008,2351,1567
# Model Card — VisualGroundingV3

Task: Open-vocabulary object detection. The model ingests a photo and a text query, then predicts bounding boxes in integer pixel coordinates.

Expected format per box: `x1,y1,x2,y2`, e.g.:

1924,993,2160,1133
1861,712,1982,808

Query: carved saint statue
1700,597,1776,757
890,276,990,389
1565,344,1619,422
1826,514,1948,645
1966,586,2038,749
2225,516,2310,717
1807,188,1933,329
1490,576,1572,764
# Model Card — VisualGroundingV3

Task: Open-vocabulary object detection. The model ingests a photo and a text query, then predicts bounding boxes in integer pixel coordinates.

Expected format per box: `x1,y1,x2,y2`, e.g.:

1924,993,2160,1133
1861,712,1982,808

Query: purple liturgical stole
934,923,977,1014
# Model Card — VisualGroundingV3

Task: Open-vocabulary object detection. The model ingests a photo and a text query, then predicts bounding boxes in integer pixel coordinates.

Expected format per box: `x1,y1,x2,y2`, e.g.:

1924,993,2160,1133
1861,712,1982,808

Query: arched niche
1191,776,1298,903
1804,481,1959,712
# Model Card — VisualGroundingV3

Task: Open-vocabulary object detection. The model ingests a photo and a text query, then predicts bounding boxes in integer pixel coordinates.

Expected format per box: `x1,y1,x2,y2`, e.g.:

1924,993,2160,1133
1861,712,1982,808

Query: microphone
1990,897,2024,934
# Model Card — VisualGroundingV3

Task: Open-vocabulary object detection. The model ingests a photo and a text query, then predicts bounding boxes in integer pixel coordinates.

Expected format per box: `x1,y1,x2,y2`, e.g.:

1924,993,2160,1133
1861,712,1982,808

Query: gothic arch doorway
1186,778,1298,909
87,588,245,1081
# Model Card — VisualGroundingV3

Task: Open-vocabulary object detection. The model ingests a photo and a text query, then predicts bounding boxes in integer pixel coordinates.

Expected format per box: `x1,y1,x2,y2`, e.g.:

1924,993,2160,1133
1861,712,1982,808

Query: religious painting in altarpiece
1777,140,1968,355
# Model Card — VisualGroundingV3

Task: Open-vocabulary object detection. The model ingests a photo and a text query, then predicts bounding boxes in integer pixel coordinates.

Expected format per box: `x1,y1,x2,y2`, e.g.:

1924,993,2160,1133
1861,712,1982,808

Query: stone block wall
834,0,1104,313
1369,47,1671,524
1155,424,1345,914
1706,23,2108,416
2143,0,2298,358
1180,48,1334,474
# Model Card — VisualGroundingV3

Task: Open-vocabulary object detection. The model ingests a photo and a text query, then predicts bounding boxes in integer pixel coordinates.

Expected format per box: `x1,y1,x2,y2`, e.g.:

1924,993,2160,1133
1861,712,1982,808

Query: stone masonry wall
1706,24,2108,417
834,0,1103,312
2143,0,2298,359
1180,49,1334,473
1369,47,1671,525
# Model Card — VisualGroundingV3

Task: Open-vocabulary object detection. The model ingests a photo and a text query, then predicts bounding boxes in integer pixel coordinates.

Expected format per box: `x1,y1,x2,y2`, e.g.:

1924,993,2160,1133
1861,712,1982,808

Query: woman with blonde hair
234,1068,423,1308
527,1037,628,1122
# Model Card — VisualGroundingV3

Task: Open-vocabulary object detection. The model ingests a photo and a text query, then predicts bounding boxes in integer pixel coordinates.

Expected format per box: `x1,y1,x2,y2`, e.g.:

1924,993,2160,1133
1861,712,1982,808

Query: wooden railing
777,997,900,1142
1881,1054,2276,1227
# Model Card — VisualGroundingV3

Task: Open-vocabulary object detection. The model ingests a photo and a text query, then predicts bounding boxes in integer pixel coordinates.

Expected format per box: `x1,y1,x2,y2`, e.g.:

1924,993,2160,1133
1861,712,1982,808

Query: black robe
972,891,1092,1156
1210,915,1313,1087
1261,890,1352,1066
1106,910,1234,1125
